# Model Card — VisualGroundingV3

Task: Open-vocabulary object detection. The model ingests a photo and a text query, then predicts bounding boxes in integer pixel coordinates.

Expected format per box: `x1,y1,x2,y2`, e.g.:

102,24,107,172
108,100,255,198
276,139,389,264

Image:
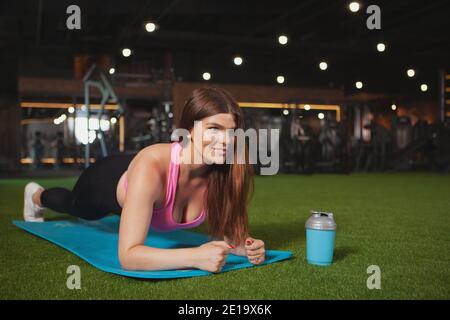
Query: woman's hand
193,241,231,273
245,237,265,265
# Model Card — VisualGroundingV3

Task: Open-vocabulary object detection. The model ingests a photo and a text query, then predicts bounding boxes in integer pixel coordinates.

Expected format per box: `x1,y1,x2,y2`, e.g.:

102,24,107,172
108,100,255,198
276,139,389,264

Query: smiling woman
172,113,238,166
176,87,255,246
22,86,266,273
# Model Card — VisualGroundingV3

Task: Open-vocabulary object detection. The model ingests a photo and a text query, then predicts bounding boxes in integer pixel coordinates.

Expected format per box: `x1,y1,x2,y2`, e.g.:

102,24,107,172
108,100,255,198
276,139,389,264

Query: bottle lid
305,210,337,230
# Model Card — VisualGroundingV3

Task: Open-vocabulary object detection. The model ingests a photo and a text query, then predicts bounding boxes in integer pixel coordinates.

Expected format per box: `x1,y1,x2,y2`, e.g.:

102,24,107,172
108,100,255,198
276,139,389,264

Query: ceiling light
355,81,363,89
420,84,428,92
278,35,288,45
376,43,386,52
407,69,415,78
233,56,243,66
145,22,157,33
349,2,360,12
122,48,132,57
203,72,211,81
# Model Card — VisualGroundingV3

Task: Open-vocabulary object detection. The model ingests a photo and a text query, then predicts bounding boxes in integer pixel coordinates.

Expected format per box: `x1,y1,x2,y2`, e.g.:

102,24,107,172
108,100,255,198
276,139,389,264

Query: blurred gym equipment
82,64,124,168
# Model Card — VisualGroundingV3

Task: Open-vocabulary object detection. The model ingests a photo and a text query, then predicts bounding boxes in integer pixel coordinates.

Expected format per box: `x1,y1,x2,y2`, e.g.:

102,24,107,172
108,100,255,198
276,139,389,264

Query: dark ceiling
1,0,450,97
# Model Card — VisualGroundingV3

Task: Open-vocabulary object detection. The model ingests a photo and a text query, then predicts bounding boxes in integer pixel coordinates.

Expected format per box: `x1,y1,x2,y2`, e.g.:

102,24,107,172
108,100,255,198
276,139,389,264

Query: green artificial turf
1,173,449,299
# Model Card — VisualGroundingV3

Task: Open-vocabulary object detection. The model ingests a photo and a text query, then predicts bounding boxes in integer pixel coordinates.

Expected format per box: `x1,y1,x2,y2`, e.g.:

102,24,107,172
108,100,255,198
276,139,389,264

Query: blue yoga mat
13,216,293,279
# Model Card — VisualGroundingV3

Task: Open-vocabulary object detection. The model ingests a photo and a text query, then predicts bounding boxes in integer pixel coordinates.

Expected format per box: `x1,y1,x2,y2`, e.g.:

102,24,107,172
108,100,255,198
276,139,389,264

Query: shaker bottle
305,211,337,266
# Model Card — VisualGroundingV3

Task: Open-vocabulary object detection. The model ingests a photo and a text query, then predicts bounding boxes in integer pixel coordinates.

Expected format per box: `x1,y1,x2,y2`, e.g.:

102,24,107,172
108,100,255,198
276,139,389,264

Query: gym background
0,0,449,175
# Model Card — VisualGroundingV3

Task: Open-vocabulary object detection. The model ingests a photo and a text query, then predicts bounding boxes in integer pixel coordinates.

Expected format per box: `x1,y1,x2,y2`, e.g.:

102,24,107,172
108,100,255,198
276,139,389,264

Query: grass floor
1,173,449,299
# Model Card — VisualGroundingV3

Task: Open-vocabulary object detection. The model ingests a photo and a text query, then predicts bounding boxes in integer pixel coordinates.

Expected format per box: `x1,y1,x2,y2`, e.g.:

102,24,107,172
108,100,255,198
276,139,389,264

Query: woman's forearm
119,245,197,271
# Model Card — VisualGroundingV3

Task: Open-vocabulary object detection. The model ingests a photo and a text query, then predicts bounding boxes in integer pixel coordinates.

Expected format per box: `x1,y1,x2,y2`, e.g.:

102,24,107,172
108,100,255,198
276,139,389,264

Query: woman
23,87,266,273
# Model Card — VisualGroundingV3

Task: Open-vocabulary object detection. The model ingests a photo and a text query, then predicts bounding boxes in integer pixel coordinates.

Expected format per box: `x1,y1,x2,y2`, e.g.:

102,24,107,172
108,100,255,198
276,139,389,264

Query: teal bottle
305,211,337,266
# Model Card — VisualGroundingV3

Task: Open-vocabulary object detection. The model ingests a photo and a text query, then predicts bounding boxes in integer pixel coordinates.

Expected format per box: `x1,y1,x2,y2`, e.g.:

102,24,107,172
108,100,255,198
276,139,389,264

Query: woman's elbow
118,248,135,270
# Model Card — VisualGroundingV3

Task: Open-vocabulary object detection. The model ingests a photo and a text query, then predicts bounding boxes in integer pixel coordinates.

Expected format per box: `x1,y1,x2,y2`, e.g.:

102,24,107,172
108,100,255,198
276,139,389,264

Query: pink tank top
123,141,207,232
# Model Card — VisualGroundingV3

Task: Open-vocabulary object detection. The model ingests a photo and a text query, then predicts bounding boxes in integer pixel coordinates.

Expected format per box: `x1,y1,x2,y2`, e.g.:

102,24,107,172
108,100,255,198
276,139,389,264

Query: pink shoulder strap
159,142,182,209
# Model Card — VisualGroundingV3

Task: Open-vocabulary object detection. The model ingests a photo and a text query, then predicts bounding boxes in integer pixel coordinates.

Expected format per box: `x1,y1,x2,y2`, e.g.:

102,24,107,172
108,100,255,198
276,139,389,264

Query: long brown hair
176,87,254,246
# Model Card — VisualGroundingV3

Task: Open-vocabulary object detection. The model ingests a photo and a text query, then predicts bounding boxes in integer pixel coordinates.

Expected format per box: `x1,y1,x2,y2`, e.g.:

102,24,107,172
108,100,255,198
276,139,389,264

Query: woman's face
191,113,237,165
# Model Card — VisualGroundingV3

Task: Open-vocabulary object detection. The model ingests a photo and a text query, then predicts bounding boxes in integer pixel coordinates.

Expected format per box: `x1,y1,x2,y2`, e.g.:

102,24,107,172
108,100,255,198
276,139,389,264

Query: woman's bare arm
118,152,198,271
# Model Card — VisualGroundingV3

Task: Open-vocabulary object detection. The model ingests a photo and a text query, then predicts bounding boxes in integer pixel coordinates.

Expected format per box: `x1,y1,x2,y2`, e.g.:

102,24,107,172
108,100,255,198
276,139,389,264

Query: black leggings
41,154,136,220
